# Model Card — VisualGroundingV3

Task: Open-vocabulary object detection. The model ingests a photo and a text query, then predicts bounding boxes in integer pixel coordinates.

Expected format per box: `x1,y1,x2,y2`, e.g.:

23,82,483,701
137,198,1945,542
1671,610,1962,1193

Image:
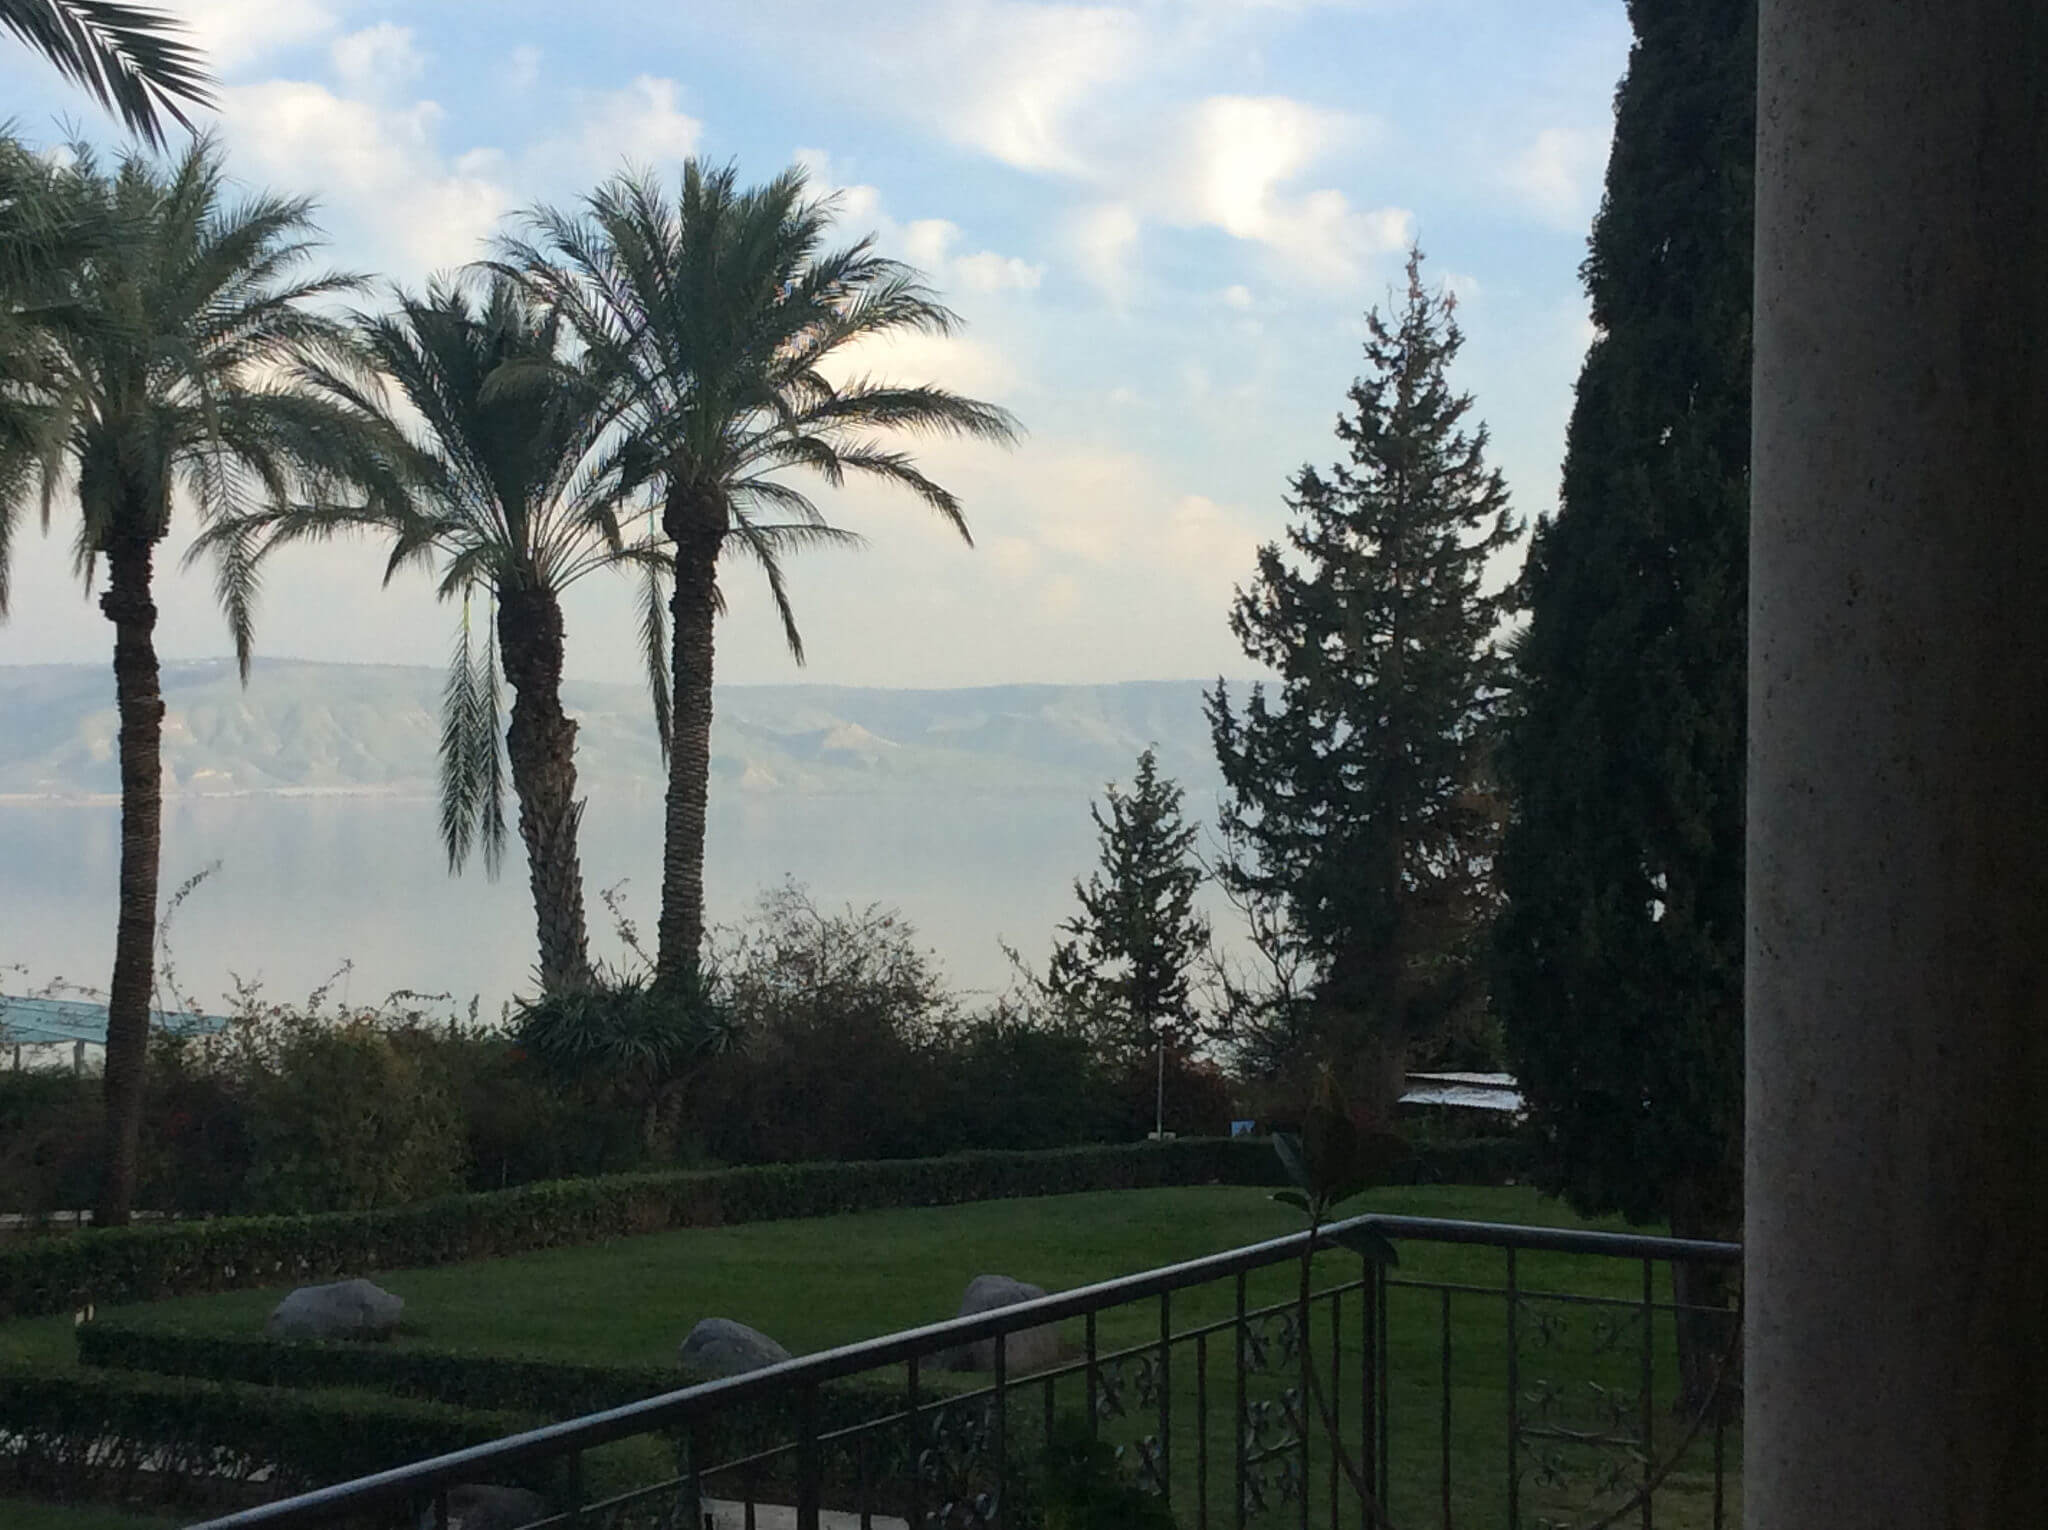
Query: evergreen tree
1047,747,1211,1061
1208,248,1519,1116
1493,0,1753,1405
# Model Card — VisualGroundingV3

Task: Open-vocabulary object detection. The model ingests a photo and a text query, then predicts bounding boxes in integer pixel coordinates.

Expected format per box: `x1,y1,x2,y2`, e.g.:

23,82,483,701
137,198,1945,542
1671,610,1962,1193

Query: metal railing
183,1213,1742,1530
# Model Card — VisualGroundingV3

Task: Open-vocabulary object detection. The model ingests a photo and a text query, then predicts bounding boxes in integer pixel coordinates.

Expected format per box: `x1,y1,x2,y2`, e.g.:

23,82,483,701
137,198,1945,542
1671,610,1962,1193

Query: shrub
0,1071,101,1218
237,1020,466,1213
0,1364,541,1509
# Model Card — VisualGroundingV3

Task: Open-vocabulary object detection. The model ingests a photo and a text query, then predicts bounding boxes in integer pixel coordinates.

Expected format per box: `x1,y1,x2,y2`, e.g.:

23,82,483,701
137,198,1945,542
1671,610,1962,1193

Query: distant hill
0,660,1232,802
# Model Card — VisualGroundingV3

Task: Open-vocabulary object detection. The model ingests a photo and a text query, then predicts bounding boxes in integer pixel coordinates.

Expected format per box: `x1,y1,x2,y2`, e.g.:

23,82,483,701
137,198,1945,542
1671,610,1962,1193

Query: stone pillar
1749,3,2048,1526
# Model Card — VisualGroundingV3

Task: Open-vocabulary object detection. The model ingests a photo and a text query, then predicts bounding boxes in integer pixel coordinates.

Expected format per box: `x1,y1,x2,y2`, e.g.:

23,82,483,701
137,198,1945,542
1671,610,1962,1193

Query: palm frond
638,557,672,762
437,602,507,878
1,0,214,147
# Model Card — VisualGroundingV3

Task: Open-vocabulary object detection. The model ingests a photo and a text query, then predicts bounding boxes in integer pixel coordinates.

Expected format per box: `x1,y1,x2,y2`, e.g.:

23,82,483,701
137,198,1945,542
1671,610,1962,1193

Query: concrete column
1749,3,2048,1526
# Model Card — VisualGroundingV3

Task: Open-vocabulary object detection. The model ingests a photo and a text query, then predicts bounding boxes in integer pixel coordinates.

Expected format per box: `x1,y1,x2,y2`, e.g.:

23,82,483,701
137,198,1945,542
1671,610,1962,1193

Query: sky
0,0,1631,690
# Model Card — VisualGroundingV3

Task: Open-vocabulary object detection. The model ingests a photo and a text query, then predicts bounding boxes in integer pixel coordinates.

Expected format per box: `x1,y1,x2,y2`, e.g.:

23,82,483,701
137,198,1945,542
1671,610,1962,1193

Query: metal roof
1398,1082,1526,1113
1405,1071,1519,1090
0,994,230,1046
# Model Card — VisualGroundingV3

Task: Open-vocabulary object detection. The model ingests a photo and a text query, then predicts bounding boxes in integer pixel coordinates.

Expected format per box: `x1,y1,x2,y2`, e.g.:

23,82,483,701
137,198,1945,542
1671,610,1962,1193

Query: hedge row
0,1139,1276,1320
0,1364,544,1510
2,1135,1531,1321
78,1321,680,1418
75,1323,931,1481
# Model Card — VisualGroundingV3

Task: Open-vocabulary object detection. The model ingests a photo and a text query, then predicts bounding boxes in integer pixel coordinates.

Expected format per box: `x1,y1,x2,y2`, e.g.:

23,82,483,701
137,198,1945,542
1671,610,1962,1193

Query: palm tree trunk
655,514,721,984
497,587,595,995
95,530,164,1228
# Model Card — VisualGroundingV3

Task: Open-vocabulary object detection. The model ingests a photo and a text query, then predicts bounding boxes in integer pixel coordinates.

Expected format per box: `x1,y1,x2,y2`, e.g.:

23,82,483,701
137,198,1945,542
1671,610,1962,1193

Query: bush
0,1071,101,1218
237,1021,466,1214
0,1364,541,1509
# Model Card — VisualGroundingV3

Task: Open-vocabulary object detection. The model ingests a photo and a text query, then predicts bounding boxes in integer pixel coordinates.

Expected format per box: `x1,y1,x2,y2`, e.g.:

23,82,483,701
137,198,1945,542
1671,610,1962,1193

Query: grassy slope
7,1186,1636,1366
1,1186,1736,1528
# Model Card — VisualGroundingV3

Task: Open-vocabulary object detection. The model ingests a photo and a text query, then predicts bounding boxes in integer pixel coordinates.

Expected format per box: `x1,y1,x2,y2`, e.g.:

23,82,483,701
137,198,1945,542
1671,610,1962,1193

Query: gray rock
942,1274,1062,1374
679,1317,792,1380
265,1278,403,1341
416,1485,548,1530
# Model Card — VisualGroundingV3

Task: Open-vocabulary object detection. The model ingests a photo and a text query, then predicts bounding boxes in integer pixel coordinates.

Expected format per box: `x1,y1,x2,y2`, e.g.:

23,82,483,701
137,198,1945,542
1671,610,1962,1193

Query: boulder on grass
416,1485,549,1530
679,1317,792,1380
265,1278,403,1341
941,1274,1062,1375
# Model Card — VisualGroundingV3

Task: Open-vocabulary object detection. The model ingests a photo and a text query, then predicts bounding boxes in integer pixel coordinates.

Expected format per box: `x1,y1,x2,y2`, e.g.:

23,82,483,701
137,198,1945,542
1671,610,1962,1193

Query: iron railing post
1441,1286,1453,1530
1235,1269,1249,1530
994,1330,1009,1529
1506,1246,1520,1530
797,1381,822,1530
1198,1329,1211,1530
1640,1258,1656,1530
1159,1289,1174,1503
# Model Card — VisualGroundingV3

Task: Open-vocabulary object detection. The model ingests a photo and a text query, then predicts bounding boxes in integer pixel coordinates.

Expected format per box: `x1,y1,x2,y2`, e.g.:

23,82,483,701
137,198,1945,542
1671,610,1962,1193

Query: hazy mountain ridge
0,660,1232,801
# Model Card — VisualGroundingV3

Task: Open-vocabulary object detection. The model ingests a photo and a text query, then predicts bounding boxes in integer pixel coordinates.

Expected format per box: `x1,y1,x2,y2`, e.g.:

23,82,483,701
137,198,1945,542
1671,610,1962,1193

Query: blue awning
0,994,230,1046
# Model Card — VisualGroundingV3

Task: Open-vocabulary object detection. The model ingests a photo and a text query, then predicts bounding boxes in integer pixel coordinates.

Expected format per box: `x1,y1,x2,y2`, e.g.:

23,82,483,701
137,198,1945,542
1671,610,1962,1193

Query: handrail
184,1211,1740,1529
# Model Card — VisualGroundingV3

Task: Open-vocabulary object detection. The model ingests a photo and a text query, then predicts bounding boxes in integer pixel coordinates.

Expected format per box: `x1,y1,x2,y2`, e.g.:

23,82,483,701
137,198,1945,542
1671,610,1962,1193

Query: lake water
0,788,1234,1016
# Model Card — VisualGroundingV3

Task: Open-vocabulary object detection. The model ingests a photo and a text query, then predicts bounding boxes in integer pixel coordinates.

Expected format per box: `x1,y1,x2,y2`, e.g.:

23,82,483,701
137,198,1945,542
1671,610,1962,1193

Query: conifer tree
1493,0,1754,1406
1208,248,1519,1116
1047,747,1211,1061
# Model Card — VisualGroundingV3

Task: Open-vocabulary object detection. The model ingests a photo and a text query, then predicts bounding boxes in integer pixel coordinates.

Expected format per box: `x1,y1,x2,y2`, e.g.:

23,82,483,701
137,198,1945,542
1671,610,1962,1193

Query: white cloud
1222,284,1255,309
829,325,1021,402
331,23,424,95
795,155,1043,303
568,76,702,175
951,251,1044,293
218,80,509,276
506,45,543,91
866,1,1147,174
1146,95,1408,284
901,219,959,269
179,0,339,72
1071,202,1141,300
1503,126,1605,230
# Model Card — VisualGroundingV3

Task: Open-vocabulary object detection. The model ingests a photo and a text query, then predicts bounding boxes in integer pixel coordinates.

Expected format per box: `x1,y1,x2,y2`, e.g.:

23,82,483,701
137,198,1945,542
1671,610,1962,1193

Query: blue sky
0,0,1630,688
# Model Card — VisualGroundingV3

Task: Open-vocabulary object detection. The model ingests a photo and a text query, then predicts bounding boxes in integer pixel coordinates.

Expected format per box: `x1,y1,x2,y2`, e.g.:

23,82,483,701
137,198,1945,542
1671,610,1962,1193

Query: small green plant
1014,1412,1179,1530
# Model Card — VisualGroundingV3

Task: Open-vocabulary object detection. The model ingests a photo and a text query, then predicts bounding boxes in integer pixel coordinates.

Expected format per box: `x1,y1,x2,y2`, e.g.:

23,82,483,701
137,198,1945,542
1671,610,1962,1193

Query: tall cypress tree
1209,248,1519,1116
1047,746,1211,1061
1493,0,1754,1403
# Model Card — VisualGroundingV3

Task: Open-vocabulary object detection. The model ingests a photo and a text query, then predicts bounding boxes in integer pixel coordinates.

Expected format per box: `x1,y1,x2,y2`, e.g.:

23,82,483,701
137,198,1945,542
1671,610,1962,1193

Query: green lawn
3,1185,1739,1528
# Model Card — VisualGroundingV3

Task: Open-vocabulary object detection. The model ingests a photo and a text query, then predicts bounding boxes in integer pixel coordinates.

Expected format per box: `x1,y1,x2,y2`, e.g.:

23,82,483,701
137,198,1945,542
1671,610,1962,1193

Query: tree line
1,25,1019,1224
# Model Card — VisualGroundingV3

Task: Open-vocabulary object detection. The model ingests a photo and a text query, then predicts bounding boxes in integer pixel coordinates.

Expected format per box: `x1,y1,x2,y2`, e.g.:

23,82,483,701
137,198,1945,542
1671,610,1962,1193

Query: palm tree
0,138,400,1225
214,276,662,994
2,0,212,146
497,160,1020,985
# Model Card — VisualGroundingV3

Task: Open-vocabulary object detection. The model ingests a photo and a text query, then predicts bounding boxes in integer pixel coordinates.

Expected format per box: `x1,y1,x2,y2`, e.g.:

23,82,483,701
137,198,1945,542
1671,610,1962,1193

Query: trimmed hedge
1,1139,1276,1320
78,1321,678,1418
2,1136,1531,1322
0,1364,543,1509
74,1323,926,1480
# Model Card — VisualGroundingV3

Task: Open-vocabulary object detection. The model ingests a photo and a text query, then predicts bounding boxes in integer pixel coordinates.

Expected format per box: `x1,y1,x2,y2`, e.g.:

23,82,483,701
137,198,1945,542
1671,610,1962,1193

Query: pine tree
1208,248,1519,1116
1047,747,1211,1061
1492,0,1754,1406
